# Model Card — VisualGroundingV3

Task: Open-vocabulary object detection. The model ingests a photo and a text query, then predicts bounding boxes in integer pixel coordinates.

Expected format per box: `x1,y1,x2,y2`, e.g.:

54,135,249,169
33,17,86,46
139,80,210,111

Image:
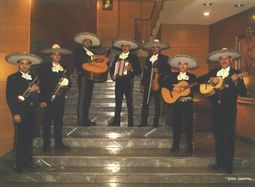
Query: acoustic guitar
161,81,198,104
200,72,248,96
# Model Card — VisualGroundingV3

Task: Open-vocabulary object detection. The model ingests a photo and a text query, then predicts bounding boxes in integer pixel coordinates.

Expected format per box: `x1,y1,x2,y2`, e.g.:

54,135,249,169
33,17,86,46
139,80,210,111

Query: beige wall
159,24,209,76
0,0,31,155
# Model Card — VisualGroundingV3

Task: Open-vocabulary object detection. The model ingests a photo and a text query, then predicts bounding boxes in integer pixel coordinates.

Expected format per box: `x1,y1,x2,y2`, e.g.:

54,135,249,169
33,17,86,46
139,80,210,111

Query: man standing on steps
139,39,171,127
39,44,72,153
73,32,101,126
108,38,141,127
198,48,247,174
168,55,198,155
5,52,42,173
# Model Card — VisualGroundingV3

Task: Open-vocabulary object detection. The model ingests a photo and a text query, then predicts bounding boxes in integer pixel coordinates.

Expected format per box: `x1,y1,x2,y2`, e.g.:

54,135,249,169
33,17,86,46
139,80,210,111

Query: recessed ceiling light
203,2,213,6
202,12,210,16
234,4,244,7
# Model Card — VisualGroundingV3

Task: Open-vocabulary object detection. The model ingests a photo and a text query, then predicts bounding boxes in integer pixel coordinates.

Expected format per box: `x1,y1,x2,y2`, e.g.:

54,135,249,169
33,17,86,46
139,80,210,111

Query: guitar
161,81,198,104
200,72,248,96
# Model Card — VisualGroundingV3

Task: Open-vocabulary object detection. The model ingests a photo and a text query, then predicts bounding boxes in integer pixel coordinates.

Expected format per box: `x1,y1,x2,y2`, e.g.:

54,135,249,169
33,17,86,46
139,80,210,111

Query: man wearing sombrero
73,32,101,126
39,44,72,153
168,55,198,155
139,39,171,127
198,48,247,173
108,38,141,126
5,52,42,172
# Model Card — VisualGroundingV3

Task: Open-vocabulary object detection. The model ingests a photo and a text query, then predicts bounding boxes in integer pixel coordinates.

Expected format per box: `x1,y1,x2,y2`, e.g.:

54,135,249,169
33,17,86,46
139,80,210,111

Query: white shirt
20,71,32,80
119,52,129,60
149,54,158,64
52,62,64,73
177,72,189,81
216,66,230,79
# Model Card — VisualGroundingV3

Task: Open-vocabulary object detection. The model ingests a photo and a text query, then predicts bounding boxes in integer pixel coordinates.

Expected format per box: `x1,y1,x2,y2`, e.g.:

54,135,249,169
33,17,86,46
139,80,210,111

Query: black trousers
113,79,133,124
82,77,94,122
13,108,35,168
212,104,236,169
43,97,65,146
172,100,193,150
141,87,161,124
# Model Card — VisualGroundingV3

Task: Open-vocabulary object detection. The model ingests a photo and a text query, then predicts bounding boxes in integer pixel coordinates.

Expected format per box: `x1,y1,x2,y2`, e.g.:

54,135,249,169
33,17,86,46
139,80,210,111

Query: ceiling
160,0,255,25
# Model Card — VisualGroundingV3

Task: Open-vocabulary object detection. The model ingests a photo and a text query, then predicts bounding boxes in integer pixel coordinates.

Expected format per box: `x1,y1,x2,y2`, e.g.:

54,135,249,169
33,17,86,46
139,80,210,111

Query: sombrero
112,38,138,49
74,32,101,46
41,44,72,54
143,39,169,50
208,48,241,61
168,54,198,68
5,52,42,65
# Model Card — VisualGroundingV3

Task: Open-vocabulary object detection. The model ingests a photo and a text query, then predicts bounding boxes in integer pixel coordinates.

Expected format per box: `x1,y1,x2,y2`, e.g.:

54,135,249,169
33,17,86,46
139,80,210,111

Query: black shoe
208,163,224,170
83,120,96,126
139,123,148,127
14,166,23,173
187,148,193,155
170,146,180,152
55,143,70,150
225,167,233,174
43,144,50,153
27,162,40,169
108,120,120,126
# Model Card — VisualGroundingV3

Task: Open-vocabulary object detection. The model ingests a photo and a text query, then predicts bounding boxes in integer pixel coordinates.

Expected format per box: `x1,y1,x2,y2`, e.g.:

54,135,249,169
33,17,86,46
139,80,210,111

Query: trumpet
51,70,68,101
18,76,39,102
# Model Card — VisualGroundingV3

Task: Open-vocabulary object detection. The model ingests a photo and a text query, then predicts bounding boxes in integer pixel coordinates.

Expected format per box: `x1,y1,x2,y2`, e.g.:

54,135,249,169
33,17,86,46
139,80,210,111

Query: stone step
2,166,255,184
67,90,143,97
33,137,172,149
43,126,172,138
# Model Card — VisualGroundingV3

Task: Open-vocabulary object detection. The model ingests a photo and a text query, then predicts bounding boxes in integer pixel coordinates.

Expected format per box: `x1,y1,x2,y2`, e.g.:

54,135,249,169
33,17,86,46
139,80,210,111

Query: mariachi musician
108,38,141,127
39,44,72,153
167,55,198,154
73,32,101,126
5,52,42,172
139,39,171,127
198,48,247,173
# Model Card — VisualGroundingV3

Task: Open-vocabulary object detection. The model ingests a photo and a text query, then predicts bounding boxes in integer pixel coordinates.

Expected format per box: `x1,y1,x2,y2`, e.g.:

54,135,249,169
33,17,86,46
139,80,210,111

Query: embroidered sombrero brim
168,55,198,69
113,38,138,49
208,48,241,61
143,41,169,50
74,32,101,46
41,48,72,54
5,52,43,65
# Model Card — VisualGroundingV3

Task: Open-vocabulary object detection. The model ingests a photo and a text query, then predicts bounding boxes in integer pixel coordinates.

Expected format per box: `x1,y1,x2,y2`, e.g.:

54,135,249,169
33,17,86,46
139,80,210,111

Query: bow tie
177,72,189,81
149,55,158,63
52,64,64,73
21,73,32,80
119,52,129,60
217,68,229,79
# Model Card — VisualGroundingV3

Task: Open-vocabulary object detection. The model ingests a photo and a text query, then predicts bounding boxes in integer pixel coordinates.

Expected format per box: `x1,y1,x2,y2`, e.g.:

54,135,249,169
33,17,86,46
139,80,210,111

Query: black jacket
110,52,141,81
198,67,247,107
74,46,92,73
6,71,39,115
38,62,71,103
141,53,171,88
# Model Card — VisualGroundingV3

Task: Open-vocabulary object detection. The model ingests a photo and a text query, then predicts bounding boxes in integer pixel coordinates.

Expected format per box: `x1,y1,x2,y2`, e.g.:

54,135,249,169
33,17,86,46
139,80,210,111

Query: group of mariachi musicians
5,32,247,174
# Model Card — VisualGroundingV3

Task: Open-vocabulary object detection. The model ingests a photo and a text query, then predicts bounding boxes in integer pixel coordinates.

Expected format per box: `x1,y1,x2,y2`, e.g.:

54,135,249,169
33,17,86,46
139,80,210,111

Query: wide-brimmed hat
208,48,241,61
74,32,101,46
5,52,42,65
143,39,169,50
41,44,72,54
168,54,198,69
112,38,138,49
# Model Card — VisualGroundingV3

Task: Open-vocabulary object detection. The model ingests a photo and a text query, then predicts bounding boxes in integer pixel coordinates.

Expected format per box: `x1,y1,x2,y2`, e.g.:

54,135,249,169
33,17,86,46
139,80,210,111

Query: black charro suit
39,62,71,149
198,66,247,170
6,71,39,170
109,52,141,126
170,72,197,152
140,53,170,126
74,46,94,125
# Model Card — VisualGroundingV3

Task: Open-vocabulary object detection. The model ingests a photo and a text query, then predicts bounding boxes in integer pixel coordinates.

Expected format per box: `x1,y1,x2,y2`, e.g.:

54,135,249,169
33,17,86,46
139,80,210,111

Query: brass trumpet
18,76,39,102
51,70,67,101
